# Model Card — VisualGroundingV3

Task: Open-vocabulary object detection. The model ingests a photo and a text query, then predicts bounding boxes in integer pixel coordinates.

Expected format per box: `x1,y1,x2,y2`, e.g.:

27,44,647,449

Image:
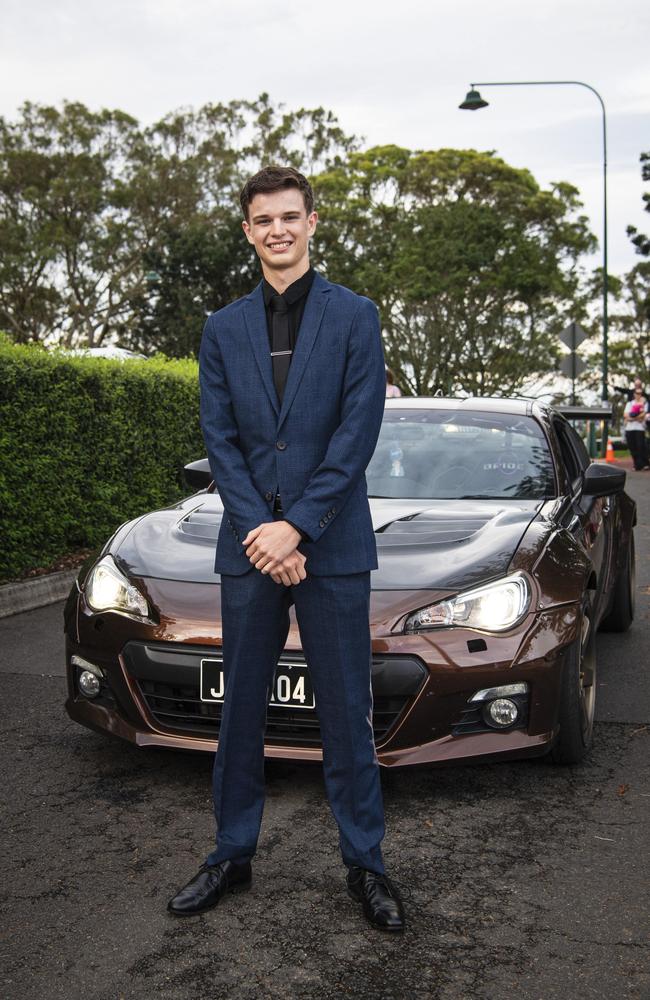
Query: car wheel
550,604,596,765
599,533,635,633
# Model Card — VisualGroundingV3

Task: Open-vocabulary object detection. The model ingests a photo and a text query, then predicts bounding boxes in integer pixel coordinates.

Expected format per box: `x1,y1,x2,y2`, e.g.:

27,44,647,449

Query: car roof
384,396,551,419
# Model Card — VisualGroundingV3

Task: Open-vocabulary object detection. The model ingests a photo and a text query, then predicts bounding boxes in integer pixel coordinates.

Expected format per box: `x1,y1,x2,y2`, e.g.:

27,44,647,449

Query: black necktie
269,293,292,404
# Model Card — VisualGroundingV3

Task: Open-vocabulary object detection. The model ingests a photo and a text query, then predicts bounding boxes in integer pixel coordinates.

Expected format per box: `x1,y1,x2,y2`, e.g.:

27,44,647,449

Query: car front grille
122,641,427,748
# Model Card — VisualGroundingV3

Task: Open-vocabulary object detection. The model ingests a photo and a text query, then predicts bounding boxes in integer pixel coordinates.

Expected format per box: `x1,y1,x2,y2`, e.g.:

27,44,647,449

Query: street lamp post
459,80,609,453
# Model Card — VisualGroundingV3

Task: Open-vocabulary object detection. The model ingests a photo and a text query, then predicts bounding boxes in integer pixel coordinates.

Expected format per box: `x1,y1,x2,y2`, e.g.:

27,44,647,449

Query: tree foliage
0,102,142,345
605,151,650,388
626,150,650,257
607,262,650,385
312,146,595,395
0,96,358,352
1,99,601,396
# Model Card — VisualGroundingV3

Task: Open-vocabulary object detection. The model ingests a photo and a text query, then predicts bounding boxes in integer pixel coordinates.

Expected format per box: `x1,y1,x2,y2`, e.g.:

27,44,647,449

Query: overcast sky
2,0,649,276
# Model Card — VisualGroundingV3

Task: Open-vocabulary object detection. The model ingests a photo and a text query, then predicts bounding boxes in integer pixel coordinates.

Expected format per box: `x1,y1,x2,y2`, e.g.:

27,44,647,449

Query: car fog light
78,669,101,698
484,697,519,728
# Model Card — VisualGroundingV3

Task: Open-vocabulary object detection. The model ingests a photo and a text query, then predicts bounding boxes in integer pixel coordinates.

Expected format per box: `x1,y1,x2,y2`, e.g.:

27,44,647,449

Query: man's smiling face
242,187,317,282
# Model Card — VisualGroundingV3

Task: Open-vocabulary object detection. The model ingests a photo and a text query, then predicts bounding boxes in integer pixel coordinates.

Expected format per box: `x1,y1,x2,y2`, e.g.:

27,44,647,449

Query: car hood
113,492,541,593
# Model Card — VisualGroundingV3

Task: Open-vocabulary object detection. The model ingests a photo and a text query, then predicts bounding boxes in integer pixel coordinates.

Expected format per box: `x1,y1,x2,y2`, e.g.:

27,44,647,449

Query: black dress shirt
262,266,315,354
262,267,315,543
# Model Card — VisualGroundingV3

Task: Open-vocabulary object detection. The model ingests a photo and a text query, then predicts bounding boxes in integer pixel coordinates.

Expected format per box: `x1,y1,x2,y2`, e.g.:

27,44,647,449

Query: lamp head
459,88,489,111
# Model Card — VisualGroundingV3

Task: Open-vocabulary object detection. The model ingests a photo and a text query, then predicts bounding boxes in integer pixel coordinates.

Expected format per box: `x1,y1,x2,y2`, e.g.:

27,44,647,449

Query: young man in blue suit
168,166,405,931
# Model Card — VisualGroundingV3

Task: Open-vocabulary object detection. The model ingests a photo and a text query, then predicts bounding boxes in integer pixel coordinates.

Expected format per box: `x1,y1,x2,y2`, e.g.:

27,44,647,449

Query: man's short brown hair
240,166,314,220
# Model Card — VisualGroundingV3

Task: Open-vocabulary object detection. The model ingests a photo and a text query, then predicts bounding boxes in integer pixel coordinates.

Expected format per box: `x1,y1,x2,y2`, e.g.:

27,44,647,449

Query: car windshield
367,408,555,500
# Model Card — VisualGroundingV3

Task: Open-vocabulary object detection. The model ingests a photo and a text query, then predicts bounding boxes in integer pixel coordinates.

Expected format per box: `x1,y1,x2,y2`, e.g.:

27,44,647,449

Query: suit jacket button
276,440,287,451
265,491,273,501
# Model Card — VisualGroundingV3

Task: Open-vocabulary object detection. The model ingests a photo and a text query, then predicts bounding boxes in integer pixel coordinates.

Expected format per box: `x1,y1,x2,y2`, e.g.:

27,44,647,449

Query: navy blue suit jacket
198,272,386,576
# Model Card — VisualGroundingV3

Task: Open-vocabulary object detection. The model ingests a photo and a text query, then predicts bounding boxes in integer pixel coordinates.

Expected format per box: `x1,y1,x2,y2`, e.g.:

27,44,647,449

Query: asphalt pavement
1,474,649,1000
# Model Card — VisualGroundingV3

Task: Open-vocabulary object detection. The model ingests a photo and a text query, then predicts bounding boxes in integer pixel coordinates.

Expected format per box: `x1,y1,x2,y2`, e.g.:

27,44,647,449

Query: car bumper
65,692,555,765
64,580,580,767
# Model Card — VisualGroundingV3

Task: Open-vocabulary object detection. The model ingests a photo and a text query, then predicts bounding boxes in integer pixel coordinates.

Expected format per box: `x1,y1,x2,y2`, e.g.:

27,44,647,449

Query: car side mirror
582,462,626,498
184,458,213,490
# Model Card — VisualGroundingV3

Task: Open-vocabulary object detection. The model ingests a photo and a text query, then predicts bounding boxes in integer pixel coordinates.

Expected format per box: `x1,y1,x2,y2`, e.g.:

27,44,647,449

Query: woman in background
385,368,402,398
623,381,650,470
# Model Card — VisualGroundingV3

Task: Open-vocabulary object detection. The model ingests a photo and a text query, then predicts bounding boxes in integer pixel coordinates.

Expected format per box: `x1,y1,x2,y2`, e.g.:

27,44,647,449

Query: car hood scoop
115,494,540,591
177,508,221,541
370,498,541,590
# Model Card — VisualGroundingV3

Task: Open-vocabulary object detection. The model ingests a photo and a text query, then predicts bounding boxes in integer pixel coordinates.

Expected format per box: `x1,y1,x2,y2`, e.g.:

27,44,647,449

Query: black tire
551,605,596,765
600,533,635,633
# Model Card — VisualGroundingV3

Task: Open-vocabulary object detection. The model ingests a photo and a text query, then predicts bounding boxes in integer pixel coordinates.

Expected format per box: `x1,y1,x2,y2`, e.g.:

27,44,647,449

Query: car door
553,418,613,617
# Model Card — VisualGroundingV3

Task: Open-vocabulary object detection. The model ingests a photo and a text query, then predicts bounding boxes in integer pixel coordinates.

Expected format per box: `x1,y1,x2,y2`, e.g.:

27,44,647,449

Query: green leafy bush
0,340,203,581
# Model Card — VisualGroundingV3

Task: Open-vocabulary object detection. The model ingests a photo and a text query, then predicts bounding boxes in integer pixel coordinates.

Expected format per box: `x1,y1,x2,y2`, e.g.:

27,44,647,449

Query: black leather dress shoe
347,867,405,932
167,860,252,916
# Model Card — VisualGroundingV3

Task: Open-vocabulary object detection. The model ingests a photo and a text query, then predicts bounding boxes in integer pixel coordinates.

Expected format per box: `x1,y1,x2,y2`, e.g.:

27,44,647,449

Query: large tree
312,146,596,396
604,151,650,387
0,96,357,352
0,101,142,345
607,263,650,385
124,95,358,357
626,150,650,257
1,103,598,379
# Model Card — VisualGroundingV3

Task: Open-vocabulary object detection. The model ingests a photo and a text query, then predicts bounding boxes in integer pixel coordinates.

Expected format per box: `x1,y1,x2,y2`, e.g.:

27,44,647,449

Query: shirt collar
263,266,315,307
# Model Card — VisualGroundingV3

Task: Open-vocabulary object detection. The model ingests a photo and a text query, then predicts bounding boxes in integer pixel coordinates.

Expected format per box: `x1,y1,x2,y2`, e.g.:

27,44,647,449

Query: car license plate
200,658,315,709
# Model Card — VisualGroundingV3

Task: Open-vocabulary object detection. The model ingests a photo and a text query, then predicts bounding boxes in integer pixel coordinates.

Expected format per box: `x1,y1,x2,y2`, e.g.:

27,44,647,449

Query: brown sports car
64,397,636,766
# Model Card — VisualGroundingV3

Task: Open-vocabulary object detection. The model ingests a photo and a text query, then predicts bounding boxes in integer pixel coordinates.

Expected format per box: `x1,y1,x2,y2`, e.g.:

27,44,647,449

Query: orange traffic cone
605,438,615,462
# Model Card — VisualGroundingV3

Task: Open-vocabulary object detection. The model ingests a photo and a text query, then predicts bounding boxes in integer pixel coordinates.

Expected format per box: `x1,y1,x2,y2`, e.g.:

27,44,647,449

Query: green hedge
0,337,204,581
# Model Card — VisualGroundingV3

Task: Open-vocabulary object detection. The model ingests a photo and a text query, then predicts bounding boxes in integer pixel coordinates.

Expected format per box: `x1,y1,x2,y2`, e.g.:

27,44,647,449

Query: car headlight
85,556,149,617
404,572,531,633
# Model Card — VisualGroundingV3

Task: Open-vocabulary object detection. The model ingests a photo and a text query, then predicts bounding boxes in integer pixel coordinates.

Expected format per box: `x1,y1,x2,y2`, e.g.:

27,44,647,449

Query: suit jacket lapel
278,273,330,429
242,282,280,418
242,273,332,426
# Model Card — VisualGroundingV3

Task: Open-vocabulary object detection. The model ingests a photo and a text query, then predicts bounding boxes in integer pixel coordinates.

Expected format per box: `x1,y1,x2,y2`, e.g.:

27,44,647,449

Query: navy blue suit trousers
206,568,385,874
